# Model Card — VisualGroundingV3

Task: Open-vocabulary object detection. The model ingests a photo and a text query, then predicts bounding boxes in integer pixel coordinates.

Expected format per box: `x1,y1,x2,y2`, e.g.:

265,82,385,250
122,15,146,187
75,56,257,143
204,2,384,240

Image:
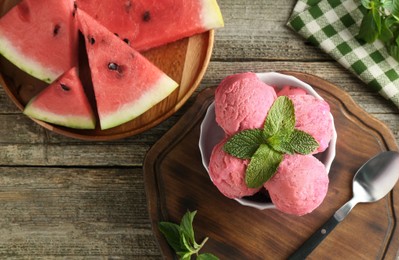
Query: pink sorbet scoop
209,138,261,199
215,72,277,136
289,94,333,153
264,154,329,216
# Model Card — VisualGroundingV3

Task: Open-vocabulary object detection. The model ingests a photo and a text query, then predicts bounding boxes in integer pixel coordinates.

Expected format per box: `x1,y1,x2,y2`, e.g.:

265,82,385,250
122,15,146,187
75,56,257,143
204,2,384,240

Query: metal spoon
289,151,399,260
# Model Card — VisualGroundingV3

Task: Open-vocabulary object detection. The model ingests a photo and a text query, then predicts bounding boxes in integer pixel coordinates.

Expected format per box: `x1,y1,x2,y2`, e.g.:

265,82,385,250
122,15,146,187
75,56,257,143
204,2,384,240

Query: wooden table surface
1,0,398,259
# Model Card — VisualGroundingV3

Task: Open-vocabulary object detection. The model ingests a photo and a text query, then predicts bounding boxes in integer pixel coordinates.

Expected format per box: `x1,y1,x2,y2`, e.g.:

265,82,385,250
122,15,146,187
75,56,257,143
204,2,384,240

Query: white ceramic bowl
198,72,337,210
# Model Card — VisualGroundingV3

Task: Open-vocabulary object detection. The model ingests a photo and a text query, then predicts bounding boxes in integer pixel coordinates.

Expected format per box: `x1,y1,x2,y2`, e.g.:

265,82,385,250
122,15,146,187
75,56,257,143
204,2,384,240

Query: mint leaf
372,4,382,32
392,0,399,17
245,144,283,188
357,8,380,43
159,210,219,260
267,132,295,154
384,15,398,29
180,210,198,248
223,129,265,159
288,129,319,154
379,18,394,42
159,222,186,253
361,0,372,9
388,44,399,60
264,96,295,137
197,253,220,260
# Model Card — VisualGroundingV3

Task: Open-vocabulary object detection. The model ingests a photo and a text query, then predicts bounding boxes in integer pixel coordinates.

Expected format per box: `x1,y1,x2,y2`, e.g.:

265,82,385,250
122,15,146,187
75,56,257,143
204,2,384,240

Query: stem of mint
159,210,219,260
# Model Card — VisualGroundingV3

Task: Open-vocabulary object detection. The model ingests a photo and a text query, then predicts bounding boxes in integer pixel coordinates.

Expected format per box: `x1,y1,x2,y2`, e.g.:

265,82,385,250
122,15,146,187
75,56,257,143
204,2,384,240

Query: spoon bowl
353,152,399,202
289,151,399,259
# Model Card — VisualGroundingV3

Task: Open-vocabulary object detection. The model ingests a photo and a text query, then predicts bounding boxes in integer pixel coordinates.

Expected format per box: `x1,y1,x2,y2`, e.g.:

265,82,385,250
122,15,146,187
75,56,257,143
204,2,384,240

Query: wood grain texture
213,0,331,61
144,73,399,259
0,0,398,258
0,167,162,259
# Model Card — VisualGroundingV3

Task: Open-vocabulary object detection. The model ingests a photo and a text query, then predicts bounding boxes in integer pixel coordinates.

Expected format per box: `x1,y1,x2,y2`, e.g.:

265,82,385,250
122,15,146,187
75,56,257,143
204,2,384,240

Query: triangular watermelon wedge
75,0,224,51
77,10,179,130
0,0,78,83
24,67,96,129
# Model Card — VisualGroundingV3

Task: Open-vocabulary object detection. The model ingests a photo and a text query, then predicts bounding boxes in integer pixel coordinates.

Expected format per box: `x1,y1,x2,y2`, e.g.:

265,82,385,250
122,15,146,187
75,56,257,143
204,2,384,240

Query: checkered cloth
287,0,399,108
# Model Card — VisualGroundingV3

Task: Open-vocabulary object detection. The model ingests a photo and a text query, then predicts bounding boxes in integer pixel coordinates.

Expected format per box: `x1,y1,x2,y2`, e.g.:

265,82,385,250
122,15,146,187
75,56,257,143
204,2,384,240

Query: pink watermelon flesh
77,10,179,130
0,0,78,83
75,0,224,51
23,67,96,129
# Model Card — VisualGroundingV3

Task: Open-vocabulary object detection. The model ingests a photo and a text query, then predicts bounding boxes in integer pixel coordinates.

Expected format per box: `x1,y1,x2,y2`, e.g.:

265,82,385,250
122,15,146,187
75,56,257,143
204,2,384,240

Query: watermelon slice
75,0,224,51
0,0,78,83
77,10,179,130
24,67,96,129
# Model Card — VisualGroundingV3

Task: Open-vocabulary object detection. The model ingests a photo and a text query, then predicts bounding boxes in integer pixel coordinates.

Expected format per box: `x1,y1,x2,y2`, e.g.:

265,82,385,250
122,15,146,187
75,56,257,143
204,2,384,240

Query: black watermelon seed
60,84,70,91
123,38,130,45
142,11,151,22
72,1,77,17
88,36,95,45
108,62,119,71
53,24,61,36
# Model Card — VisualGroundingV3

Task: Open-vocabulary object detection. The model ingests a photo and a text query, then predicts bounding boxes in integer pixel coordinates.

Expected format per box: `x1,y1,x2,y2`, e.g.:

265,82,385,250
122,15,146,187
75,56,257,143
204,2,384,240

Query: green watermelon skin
75,0,224,51
77,10,179,130
0,0,78,83
24,67,96,129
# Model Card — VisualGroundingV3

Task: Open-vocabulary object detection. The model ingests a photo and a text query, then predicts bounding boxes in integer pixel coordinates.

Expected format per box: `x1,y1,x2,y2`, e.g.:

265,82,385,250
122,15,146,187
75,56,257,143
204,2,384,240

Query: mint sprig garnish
263,94,295,136
357,0,399,61
223,129,264,159
223,96,319,188
159,210,219,260
245,144,283,188
289,129,320,154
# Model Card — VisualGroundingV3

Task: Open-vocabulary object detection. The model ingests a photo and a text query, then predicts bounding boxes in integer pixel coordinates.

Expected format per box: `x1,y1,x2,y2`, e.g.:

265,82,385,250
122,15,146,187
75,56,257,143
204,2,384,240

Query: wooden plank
0,114,44,143
0,143,148,166
0,167,162,258
0,87,20,113
213,0,331,61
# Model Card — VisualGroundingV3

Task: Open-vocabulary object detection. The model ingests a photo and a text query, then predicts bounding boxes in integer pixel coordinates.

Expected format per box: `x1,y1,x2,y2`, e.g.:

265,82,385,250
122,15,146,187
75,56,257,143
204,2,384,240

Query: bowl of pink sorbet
199,72,337,214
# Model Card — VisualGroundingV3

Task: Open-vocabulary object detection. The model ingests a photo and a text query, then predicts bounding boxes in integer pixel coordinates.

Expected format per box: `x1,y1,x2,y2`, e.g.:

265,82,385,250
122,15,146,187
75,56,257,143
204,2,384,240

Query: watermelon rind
23,67,96,130
0,34,58,83
201,0,224,29
100,74,178,130
24,103,96,129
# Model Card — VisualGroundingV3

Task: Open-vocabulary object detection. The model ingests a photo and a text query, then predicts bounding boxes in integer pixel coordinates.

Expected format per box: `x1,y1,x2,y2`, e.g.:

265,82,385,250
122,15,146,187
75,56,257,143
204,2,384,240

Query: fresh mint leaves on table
223,96,319,188
357,0,399,61
159,210,219,260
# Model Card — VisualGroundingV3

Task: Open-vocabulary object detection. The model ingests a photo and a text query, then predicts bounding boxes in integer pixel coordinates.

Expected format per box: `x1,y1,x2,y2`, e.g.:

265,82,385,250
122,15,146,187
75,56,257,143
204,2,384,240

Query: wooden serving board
0,0,214,140
143,71,399,259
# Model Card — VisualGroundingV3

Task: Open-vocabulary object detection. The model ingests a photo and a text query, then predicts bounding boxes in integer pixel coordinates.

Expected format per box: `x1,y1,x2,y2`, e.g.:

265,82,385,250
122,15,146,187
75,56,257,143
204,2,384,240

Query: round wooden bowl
0,1,215,140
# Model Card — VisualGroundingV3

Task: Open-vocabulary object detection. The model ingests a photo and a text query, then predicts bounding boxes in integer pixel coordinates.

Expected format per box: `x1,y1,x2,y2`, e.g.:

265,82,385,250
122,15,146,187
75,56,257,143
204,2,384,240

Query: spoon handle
287,215,340,260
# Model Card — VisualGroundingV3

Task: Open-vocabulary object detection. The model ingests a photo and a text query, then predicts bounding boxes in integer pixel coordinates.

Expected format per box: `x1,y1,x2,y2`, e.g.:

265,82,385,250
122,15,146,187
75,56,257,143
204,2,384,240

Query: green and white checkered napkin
287,0,399,108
